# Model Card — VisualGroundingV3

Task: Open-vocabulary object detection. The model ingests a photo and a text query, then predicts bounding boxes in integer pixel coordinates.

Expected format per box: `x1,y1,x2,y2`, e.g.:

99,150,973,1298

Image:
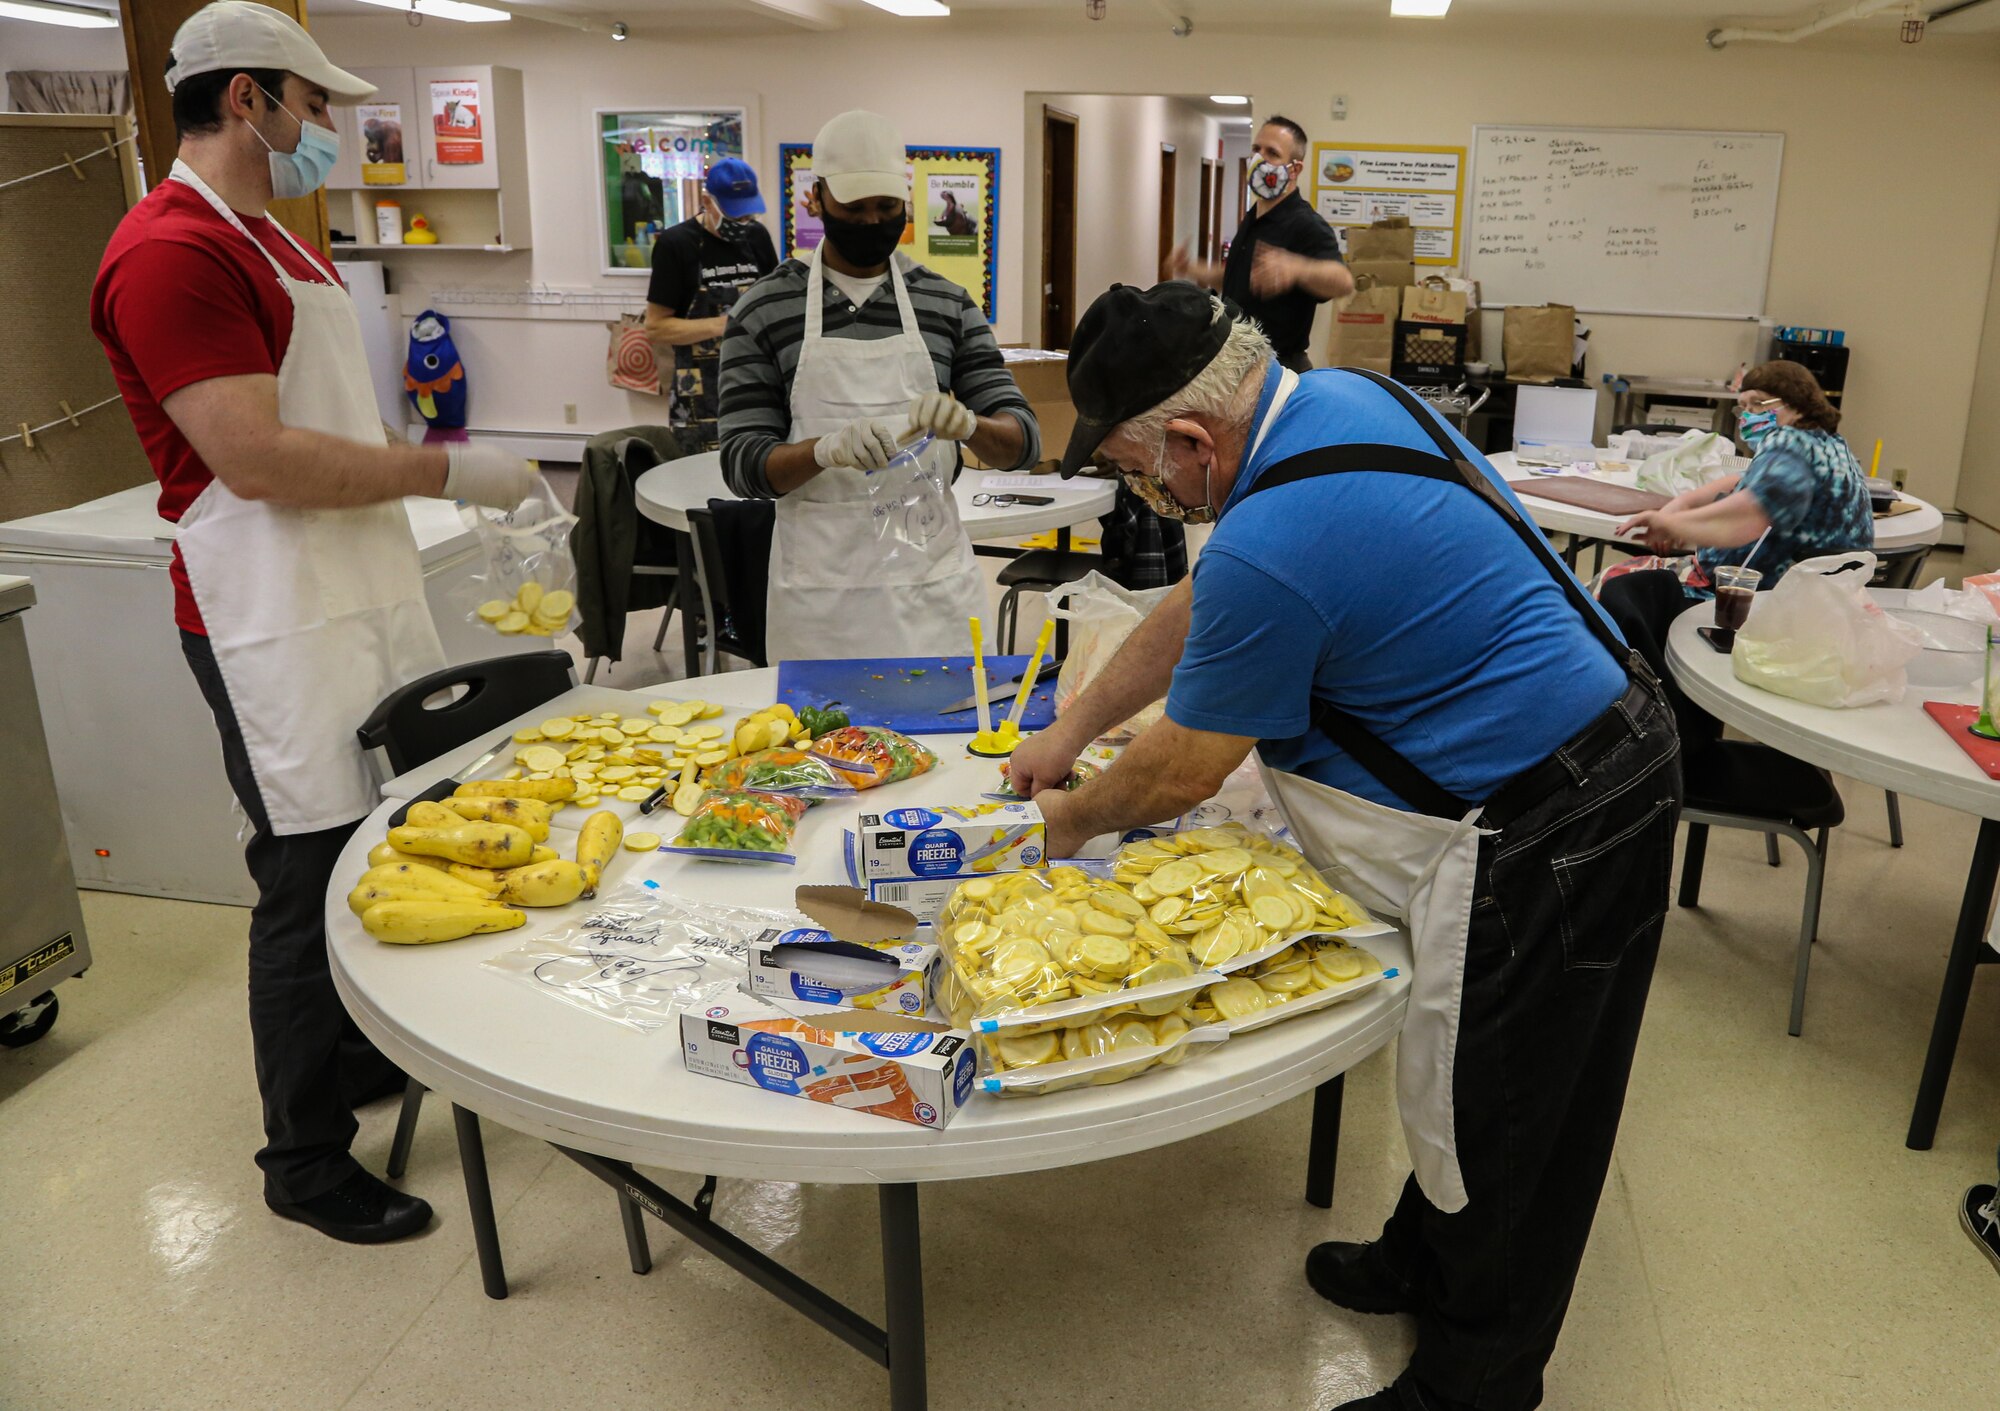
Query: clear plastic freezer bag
1048,572,1176,744
462,473,581,638
481,881,807,1030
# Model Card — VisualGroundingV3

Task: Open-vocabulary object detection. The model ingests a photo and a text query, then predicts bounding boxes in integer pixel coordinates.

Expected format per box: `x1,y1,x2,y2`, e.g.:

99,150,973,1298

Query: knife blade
387,732,517,828
939,657,1065,714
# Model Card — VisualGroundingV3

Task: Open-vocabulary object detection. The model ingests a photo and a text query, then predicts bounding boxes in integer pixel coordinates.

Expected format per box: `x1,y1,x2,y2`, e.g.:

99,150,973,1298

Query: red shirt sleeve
97,236,287,405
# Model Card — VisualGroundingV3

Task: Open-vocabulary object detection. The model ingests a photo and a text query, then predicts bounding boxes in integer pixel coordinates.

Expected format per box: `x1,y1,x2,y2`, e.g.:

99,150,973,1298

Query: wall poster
779,143,1001,323
429,79,483,165
356,101,405,185
1309,141,1465,266
596,109,748,274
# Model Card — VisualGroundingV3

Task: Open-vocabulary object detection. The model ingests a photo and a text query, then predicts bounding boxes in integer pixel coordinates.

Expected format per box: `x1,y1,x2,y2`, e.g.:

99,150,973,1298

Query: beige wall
301,14,2000,509
1022,92,1219,343
1958,227,2000,536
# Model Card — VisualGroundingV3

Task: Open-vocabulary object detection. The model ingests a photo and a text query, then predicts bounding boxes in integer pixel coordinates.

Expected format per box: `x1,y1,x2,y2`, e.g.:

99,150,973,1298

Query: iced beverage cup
1712,565,1763,639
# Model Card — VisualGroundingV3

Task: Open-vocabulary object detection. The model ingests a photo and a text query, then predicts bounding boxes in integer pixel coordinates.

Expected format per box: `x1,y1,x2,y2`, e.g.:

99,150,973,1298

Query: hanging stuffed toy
405,309,468,443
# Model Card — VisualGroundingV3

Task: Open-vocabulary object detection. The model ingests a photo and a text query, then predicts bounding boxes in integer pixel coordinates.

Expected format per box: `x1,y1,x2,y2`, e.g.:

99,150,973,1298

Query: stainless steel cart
1,575,90,1047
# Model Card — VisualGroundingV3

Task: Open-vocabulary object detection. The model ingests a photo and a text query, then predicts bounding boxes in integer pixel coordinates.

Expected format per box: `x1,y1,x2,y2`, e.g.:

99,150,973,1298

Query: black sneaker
267,1170,433,1245
1305,1240,1420,1315
1962,1184,2000,1276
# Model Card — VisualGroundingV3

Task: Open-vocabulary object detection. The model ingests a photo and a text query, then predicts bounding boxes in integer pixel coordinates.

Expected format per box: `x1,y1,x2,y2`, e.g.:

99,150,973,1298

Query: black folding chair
1871,544,1934,847
356,650,576,1182
685,499,775,672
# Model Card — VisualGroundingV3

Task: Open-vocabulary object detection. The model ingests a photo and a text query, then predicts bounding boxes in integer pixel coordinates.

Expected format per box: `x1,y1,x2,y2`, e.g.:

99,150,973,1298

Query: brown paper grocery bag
1326,277,1400,374
1502,303,1576,382
1402,277,1468,326
1341,217,1417,290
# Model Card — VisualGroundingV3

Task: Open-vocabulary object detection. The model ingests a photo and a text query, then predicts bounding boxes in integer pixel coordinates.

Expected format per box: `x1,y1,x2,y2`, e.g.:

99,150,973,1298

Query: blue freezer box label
854,801,1044,883
746,928,938,1014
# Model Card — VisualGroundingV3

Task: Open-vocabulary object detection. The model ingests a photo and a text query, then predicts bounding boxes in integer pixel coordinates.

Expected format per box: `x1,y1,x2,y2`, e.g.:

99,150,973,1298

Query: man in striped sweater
716,110,1040,661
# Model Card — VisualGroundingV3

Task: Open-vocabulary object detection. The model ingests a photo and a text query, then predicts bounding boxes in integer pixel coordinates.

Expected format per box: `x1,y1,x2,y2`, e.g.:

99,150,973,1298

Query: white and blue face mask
1739,408,1780,448
245,87,340,200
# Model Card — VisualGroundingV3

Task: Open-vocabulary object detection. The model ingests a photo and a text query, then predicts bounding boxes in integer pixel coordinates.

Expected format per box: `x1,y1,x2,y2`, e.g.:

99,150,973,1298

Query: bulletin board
1309,141,1465,267
778,143,1001,323
0,114,150,521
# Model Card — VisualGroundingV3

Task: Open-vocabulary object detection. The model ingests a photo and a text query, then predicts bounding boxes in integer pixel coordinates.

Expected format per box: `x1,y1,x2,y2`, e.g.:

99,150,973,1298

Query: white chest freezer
0,487,539,906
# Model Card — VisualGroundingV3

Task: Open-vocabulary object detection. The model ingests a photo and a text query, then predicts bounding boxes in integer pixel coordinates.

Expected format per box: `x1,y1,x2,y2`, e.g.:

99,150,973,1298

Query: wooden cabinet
328,65,530,256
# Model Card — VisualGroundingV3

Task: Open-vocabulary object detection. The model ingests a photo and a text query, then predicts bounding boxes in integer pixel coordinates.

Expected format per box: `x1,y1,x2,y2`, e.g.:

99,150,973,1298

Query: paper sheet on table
980,474,1066,490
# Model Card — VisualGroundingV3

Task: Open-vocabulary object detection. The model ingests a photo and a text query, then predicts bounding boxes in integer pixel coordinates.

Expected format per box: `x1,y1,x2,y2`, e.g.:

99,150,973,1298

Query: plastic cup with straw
1974,626,2000,741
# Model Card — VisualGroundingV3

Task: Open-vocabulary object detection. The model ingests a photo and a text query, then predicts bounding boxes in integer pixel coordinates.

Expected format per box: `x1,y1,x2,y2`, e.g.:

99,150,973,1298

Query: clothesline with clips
0,131,135,195
402,283,650,322
1,394,125,450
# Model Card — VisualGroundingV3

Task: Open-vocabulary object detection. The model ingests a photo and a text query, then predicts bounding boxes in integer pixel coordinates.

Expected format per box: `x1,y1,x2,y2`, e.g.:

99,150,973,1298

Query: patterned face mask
1739,408,1780,448
1117,452,1216,526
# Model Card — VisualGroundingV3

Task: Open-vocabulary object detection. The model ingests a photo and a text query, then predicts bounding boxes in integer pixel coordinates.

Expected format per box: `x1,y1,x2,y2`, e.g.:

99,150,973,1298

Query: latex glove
813,416,904,472
907,391,978,442
444,442,540,510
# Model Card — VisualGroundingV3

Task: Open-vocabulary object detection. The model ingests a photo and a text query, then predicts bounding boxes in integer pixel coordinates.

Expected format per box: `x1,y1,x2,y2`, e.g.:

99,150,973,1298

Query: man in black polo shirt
1170,114,1351,372
644,157,780,452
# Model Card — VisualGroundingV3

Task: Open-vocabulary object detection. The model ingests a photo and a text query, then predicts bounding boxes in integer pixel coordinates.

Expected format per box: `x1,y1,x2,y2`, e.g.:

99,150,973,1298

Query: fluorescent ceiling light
860,0,951,15
350,0,511,21
0,0,119,27
1209,94,1249,105
1390,0,1452,14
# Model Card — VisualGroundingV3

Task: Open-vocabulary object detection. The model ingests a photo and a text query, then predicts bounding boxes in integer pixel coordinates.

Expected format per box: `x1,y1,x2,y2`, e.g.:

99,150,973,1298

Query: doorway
1041,105,1079,350
1197,158,1215,264
1158,144,1177,279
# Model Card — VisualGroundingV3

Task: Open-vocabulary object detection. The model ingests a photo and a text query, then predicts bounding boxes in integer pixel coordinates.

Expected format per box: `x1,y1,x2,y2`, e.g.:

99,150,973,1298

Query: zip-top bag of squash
464,474,579,638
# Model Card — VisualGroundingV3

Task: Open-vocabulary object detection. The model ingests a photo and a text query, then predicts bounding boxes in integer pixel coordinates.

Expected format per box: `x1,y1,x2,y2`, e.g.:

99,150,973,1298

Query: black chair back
1870,544,1932,591
357,650,576,774
687,499,775,667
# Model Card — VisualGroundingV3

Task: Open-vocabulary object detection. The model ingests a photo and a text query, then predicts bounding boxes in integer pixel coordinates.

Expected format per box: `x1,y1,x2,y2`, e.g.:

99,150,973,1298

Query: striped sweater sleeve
717,270,796,500
943,285,1040,471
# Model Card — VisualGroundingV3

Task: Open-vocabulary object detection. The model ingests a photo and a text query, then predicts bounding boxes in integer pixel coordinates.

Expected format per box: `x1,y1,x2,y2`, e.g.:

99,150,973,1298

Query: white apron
170,161,446,835
765,246,986,662
1242,365,1489,1212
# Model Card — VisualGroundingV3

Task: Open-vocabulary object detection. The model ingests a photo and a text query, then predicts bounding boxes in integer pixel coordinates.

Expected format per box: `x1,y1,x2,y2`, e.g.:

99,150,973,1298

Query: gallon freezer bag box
681,996,977,1129
746,884,937,1014
845,801,1045,924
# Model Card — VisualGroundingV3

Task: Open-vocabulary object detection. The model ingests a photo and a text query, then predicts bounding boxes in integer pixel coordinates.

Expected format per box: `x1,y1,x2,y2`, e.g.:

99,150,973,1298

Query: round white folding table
331,676,1410,1410
1489,451,1944,563
1664,591,1998,1149
632,451,1117,675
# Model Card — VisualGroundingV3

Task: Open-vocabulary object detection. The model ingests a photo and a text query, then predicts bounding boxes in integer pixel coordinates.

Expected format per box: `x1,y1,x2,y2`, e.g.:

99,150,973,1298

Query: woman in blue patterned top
1609,360,1873,596
1598,361,1873,757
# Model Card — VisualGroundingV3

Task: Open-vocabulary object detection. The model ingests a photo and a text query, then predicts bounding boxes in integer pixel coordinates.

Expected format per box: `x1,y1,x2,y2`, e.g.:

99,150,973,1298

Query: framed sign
778,142,1001,323
1309,141,1465,266
597,108,747,275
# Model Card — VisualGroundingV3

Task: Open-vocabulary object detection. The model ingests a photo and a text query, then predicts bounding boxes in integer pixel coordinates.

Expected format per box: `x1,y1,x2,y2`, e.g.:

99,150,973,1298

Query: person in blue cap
644,156,779,451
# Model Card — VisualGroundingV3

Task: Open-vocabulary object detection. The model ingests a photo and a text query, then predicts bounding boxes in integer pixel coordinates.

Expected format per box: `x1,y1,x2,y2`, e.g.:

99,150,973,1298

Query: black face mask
820,207,906,267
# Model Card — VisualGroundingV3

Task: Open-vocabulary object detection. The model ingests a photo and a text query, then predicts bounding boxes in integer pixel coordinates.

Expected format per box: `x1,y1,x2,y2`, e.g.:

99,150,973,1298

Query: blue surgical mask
1739,409,1779,448
245,88,340,200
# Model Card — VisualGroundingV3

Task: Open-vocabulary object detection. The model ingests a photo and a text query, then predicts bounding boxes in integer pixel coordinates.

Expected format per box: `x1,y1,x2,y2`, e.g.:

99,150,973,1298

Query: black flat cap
1058,281,1236,477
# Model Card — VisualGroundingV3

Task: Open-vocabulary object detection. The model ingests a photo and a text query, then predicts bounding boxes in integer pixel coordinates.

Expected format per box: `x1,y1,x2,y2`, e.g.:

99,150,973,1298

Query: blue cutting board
775,655,1057,735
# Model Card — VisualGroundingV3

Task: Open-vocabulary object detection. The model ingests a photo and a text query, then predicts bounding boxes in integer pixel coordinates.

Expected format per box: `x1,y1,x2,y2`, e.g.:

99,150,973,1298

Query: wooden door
1209,157,1224,262
1197,158,1214,265
1158,144,1177,280
118,0,329,252
1040,106,1079,350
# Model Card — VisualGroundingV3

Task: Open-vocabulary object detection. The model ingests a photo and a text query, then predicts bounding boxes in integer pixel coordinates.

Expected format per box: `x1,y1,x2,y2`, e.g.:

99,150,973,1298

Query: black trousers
1595,569,1722,758
1279,348,1314,375
1375,679,1683,1410
181,630,399,1204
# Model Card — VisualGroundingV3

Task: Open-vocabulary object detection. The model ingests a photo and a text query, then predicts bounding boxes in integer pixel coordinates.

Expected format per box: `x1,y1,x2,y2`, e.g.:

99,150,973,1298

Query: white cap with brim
811,109,907,205
167,1,376,105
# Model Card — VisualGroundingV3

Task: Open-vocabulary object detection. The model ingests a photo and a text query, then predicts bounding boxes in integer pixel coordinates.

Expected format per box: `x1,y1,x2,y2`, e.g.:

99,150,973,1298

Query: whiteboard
1467,125,1784,319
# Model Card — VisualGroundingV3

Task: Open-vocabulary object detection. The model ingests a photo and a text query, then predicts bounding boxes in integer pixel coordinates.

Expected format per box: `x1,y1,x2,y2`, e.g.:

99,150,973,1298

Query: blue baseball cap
705,158,765,218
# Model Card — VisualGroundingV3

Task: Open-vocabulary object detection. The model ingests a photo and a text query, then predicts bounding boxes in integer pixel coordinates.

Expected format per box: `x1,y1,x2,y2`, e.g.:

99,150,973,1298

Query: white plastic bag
1731,552,1923,708
462,474,580,639
1632,430,1730,497
1048,571,1174,744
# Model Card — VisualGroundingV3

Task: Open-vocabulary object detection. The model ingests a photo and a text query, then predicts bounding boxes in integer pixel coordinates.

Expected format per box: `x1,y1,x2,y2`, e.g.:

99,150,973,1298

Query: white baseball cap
811,110,907,204
166,2,375,105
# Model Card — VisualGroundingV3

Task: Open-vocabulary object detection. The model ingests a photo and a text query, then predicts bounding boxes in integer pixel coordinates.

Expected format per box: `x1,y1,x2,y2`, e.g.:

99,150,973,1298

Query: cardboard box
680,996,977,1129
846,802,1045,922
745,885,936,1014
982,352,1073,473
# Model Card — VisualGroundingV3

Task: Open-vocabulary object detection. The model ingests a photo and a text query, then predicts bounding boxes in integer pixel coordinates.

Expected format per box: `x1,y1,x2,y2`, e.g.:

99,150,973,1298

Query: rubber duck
404,214,439,245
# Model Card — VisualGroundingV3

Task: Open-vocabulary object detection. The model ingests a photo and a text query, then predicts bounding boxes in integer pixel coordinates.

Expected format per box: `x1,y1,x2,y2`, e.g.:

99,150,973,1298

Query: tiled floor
6,549,1998,1410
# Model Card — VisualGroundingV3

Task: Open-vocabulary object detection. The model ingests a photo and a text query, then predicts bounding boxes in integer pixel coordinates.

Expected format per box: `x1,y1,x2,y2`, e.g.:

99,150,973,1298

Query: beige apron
170,161,446,835
765,246,986,662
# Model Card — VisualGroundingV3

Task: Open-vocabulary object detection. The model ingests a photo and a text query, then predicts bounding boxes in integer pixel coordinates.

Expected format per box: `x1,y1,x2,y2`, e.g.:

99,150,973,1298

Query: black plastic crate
1775,338,1849,394
1392,319,1467,383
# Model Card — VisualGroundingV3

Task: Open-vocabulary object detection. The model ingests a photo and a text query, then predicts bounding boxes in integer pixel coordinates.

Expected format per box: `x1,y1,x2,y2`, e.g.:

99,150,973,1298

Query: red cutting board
1922,702,2000,779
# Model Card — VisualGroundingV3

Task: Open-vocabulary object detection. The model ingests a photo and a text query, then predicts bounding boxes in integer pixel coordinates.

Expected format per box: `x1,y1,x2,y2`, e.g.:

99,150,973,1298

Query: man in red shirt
92,2,537,1245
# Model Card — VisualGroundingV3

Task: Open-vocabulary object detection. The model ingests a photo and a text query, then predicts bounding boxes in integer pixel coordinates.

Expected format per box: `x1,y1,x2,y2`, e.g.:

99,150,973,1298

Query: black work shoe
1305,1240,1419,1315
1963,1184,2000,1276
267,1170,433,1244
1337,1374,1474,1410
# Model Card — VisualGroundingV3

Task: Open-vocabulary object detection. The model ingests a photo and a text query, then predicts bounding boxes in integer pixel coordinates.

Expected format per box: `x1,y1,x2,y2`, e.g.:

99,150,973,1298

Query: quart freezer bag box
680,996,977,1130
845,802,1045,923
744,886,937,1013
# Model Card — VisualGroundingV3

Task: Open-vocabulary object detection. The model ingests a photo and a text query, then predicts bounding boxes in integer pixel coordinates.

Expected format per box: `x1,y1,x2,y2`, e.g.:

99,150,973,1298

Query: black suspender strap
1239,367,1638,819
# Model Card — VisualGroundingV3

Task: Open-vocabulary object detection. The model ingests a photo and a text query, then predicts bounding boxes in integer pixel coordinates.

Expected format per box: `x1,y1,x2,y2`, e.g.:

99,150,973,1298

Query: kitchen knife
387,732,516,828
940,657,1065,714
